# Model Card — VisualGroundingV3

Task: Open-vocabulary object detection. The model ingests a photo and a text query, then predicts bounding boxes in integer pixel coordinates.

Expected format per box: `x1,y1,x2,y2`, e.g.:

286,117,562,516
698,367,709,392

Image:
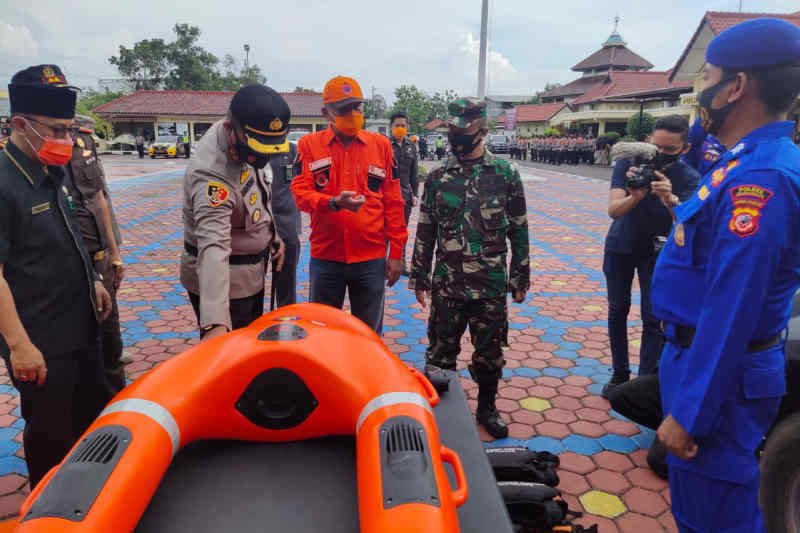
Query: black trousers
136,145,144,158
188,289,265,334
95,258,125,396
4,344,109,488
272,235,301,308
607,374,668,478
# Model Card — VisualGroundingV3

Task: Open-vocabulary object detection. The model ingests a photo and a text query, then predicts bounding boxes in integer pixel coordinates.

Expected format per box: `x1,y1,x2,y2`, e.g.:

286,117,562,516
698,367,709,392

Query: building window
157,122,189,137
193,123,212,141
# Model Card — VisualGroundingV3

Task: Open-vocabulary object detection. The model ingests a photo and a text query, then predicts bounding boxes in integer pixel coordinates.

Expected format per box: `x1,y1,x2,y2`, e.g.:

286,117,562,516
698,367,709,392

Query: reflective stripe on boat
100,399,181,456
356,392,432,432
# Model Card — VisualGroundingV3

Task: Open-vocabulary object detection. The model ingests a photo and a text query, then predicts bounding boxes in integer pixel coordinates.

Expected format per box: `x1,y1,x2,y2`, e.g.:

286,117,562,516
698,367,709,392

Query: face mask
333,111,364,136
448,130,482,157
24,121,73,166
651,151,681,169
234,136,269,170
392,126,407,140
697,76,737,135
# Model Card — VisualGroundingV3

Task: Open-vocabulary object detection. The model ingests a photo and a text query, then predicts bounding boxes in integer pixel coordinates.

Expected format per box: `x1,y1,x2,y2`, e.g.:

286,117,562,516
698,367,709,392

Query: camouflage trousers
425,294,507,383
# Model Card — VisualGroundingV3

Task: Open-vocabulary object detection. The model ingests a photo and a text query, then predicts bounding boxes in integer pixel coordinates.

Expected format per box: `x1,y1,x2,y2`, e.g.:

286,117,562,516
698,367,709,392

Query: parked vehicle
487,134,511,154
149,135,186,159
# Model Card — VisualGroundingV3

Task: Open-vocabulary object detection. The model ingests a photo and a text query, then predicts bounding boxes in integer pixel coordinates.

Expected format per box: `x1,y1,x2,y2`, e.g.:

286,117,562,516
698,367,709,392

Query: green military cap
447,97,487,129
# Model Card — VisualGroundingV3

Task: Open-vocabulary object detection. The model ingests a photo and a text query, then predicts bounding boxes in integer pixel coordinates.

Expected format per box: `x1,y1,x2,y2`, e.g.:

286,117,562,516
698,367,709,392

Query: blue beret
707,18,800,70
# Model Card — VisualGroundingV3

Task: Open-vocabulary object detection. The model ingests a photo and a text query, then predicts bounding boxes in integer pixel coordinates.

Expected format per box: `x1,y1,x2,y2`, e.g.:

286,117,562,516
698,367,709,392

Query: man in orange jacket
291,76,407,332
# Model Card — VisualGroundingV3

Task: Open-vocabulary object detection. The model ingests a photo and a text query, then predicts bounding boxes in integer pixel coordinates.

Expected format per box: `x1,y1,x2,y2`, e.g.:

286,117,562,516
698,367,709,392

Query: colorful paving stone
0,157,673,529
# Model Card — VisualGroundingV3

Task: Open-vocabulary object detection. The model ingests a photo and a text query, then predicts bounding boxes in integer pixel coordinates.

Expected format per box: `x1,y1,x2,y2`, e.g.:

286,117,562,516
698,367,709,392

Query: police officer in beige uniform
181,84,287,341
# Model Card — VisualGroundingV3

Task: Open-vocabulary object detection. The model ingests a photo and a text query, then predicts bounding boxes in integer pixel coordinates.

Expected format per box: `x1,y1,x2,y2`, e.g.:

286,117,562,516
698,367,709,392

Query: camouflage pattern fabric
409,152,530,299
425,294,507,380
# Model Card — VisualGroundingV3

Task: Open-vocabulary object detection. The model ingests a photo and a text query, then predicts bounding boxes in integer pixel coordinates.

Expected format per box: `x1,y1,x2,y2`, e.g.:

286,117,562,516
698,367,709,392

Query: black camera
626,163,656,189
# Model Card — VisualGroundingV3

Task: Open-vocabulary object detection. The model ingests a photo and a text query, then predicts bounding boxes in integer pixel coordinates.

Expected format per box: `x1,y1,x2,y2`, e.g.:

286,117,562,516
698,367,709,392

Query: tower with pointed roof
571,17,654,77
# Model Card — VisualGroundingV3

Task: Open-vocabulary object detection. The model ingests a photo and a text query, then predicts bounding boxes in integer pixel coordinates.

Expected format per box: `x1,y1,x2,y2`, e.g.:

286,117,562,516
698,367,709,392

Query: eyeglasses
23,116,80,140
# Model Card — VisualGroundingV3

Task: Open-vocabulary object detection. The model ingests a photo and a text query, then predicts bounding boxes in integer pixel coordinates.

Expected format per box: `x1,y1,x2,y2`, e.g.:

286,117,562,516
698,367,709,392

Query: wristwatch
328,197,341,212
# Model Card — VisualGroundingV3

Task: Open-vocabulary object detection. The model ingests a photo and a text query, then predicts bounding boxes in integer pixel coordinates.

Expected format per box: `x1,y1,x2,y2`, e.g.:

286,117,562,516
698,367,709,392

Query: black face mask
234,137,269,170
697,76,737,135
448,130,483,157
651,151,681,170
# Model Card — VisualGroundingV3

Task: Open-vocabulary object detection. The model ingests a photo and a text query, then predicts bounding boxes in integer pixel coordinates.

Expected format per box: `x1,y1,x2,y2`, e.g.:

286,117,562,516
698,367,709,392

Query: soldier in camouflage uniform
409,98,530,439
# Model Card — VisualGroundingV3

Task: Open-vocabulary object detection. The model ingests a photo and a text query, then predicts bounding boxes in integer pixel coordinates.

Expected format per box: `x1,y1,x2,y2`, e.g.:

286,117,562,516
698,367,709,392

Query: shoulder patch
728,184,774,238
207,181,230,207
310,157,332,172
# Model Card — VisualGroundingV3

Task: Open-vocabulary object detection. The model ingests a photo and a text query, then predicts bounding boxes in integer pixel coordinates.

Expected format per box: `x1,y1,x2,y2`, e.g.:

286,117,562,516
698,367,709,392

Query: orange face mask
333,111,364,136
392,126,407,140
25,121,74,166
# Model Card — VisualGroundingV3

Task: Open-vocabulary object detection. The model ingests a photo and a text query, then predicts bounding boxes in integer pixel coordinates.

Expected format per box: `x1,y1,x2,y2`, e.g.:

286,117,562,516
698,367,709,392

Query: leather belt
93,249,106,261
668,323,781,353
184,242,269,266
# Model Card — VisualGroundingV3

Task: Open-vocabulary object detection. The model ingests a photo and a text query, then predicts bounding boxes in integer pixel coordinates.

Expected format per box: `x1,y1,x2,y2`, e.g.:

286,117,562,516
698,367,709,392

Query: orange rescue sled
14,303,467,532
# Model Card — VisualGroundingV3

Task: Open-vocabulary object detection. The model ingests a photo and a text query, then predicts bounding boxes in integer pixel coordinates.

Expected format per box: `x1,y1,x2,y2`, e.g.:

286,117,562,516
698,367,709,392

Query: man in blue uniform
682,118,725,176
653,19,800,532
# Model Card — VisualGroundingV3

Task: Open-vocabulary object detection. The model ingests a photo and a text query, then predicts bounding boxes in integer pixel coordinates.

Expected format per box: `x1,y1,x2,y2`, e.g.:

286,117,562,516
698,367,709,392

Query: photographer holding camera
602,116,700,398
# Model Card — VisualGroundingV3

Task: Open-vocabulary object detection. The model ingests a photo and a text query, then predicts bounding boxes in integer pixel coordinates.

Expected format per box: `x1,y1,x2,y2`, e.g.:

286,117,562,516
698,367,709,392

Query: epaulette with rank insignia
78,126,93,135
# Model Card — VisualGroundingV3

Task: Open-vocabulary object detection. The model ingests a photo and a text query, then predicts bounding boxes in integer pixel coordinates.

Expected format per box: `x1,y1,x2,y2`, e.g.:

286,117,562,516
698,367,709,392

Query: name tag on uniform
368,165,386,178
31,202,50,215
310,157,332,172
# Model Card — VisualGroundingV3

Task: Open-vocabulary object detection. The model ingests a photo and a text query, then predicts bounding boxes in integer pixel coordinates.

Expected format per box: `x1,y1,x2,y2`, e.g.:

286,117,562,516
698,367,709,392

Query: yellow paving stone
582,305,603,311
579,490,627,518
550,280,567,286
520,397,551,412
631,339,641,348
152,268,167,273
118,288,136,294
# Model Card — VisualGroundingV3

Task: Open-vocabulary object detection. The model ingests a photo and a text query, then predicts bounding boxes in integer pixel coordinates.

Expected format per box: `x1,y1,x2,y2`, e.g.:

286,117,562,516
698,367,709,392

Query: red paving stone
0,160,676,529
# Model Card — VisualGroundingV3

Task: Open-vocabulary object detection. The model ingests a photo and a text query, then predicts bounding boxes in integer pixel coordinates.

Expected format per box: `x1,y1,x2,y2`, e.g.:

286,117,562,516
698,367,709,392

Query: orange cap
322,76,365,107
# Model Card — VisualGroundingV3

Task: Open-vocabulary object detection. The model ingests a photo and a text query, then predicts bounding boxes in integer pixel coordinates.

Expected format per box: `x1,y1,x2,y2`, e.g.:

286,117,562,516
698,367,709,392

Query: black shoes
601,372,630,399
477,385,509,439
424,364,450,394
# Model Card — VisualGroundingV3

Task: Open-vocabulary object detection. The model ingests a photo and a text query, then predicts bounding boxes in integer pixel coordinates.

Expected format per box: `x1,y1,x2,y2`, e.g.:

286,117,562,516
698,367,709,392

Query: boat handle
440,445,468,507
409,367,439,407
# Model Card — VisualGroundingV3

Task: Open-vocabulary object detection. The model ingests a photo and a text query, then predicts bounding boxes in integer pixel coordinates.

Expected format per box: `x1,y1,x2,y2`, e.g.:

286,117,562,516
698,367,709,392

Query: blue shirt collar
722,121,794,162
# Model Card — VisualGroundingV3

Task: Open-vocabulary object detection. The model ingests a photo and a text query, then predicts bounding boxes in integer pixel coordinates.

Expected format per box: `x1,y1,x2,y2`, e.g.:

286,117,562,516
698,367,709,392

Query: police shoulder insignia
697,185,710,201
712,159,739,187
728,184,774,238
252,208,261,223
249,192,257,205
207,181,230,207
240,169,250,184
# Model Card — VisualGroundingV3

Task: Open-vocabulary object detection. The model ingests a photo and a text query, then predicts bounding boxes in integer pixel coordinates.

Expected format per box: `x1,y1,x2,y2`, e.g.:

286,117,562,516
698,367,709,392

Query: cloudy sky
1,0,797,101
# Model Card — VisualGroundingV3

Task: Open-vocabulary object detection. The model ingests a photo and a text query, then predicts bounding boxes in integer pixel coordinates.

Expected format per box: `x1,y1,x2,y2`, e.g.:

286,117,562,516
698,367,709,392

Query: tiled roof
93,90,324,118
572,45,653,72
705,10,800,34
541,76,607,99
513,103,567,123
571,71,688,105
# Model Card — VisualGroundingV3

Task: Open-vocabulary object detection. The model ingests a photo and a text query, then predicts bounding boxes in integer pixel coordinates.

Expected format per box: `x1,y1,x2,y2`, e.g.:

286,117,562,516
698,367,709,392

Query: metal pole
477,0,489,98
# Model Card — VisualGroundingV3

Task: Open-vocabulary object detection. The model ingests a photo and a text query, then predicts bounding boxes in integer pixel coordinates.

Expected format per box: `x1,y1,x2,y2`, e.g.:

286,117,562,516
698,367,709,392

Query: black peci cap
229,84,291,154
8,64,78,119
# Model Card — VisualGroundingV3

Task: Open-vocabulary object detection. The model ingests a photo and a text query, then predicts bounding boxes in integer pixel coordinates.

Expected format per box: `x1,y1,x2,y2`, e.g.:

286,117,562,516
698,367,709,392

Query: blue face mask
697,76,737,135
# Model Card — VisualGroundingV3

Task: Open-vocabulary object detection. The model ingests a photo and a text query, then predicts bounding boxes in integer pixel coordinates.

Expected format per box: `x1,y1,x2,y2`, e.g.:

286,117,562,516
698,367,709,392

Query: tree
164,24,220,90
365,94,387,119
626,111,656,141
109,23,267,91
109,39,170,90
76,89,124,139
293,86,317,94
390,86,459,133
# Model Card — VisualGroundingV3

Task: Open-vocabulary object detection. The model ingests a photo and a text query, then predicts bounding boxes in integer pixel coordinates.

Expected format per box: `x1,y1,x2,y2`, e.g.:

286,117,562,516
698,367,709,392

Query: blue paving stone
575,357,601,367
571,366,596,377
11,419,23,430
527,437,565,455
553,349,578,360
587,383,605,396
599,434,639,454
0,385,17,396
562,435,603,455
632,430,655,449
0,439,19,458
0,456,27,476
514,367,542,379
502,368,513,380
0,428,18,441
11,407,20,418
484,438,526,449
542,367,569,378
